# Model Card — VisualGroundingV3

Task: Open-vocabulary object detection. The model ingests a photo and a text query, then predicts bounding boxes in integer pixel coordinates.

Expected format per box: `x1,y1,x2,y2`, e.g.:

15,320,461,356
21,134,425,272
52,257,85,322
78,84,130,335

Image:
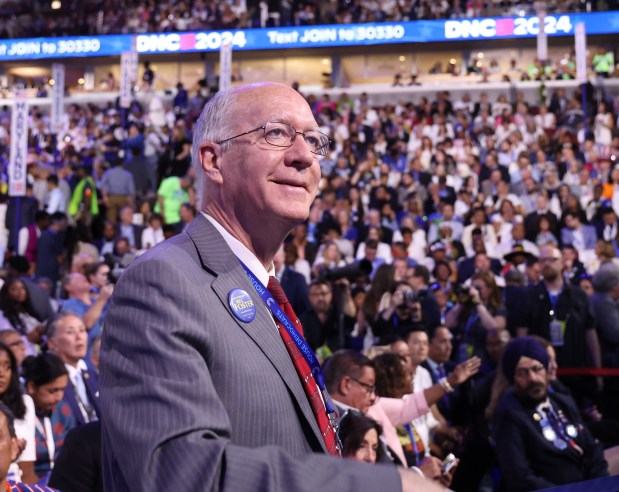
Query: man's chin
516,386,547,406
527,388,548,404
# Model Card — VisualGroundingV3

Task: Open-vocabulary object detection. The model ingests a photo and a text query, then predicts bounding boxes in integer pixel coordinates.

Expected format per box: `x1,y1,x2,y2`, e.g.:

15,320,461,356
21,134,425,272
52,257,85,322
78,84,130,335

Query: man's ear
10,436,18,462
25,381,35,397
338,376,351,397
199,142,224,184
47,338,56,353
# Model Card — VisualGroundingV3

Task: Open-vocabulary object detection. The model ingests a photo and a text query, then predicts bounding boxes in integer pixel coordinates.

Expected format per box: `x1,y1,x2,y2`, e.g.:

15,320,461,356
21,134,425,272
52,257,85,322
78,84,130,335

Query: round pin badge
566,425,578,438
228,289,256,323
543,427,557,442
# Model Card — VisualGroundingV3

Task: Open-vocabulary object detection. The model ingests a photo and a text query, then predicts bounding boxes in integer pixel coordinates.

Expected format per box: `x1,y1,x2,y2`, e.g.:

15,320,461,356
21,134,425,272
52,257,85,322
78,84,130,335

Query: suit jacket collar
185,215,327,452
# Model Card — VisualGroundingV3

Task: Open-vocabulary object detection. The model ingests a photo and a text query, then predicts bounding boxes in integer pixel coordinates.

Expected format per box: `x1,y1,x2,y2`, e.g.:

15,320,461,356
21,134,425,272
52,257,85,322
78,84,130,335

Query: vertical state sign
9,96,28,197
120,51,132,108
537,10,547,61
51,63,65,134
219,42,232,91
575,23,587,84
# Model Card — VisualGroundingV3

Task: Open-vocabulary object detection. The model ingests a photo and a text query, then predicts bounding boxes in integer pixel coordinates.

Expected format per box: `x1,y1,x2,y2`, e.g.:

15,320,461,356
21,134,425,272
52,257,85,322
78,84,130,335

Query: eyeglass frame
514,363,546,379
215,121,331,156
350,377,376,395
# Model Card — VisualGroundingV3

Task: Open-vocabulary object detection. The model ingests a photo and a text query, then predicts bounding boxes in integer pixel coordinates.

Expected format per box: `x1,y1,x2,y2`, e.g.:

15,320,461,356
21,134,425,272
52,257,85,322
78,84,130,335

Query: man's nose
287,136,315,168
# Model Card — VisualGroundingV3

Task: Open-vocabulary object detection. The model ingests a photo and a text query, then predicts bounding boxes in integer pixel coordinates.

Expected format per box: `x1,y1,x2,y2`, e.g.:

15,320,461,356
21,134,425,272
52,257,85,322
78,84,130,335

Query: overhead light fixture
51,1,61,9
399,56,406,62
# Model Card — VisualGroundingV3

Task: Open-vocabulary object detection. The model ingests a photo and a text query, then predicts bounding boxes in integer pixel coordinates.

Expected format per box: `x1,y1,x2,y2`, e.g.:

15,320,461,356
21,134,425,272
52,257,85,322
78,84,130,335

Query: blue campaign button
228,289,256,323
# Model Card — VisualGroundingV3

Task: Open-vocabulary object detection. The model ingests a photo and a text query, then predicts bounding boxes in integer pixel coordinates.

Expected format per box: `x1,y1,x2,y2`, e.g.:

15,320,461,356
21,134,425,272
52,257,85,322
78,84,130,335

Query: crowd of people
0,0,612,38
0,74,619,490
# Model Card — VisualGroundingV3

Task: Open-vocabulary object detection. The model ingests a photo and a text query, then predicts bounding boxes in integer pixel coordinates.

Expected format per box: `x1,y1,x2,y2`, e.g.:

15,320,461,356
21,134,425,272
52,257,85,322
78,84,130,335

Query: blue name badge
228,289,256,323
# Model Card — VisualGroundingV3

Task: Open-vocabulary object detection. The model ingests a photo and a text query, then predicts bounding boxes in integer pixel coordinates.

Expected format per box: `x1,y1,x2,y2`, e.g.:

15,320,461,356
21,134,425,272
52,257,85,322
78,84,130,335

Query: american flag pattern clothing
6,481,57,491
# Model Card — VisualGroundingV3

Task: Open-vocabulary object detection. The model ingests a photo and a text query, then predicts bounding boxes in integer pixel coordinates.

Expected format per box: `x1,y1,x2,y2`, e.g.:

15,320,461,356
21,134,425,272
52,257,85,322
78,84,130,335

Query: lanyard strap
240,261,336,416
403,423,421,464
34,416,55,470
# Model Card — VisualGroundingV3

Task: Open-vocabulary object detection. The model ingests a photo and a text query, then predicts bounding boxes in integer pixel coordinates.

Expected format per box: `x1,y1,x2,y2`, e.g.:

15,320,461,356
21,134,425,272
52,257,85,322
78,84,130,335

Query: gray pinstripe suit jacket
100,214,401,491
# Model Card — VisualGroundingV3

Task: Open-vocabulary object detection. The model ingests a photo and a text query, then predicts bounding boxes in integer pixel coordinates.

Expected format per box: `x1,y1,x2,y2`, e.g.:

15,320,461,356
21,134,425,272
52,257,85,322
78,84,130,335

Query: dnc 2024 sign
0,11,616,61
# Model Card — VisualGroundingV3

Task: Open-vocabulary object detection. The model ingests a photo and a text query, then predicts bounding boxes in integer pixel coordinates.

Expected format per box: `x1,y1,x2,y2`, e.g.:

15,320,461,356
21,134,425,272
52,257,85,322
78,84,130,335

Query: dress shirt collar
332,398,358,415
535,398,551,415
65,359,88,381
202,212,273,286
425,357,441,375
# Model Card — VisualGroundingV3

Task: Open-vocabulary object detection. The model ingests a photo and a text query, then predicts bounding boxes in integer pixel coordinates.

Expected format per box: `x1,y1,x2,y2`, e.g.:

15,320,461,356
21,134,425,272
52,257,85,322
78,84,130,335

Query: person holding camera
373,282,428,345
445,271,507,367
300,279,357,358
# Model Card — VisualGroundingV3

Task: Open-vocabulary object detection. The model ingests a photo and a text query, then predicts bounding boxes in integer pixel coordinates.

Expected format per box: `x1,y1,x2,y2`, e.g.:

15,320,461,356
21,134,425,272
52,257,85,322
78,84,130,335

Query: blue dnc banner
0,35,130,61
135,11,619,54
0,11,617,61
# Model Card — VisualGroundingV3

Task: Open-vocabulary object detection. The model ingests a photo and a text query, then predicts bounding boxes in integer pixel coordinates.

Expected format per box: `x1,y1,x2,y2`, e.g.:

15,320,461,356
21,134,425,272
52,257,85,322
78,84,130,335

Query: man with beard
517,245,602,404
373,282,427,345
300,280,355,356
492,337,608,491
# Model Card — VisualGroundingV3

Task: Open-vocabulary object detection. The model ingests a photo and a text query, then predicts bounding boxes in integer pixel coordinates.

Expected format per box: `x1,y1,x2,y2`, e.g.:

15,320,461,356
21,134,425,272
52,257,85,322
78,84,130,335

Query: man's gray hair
592,262,619,293
191,87,239,206
46,311,81,340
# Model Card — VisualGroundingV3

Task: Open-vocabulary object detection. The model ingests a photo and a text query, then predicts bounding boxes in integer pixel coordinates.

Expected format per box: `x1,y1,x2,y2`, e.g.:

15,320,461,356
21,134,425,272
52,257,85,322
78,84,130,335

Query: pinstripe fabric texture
100,215,401,492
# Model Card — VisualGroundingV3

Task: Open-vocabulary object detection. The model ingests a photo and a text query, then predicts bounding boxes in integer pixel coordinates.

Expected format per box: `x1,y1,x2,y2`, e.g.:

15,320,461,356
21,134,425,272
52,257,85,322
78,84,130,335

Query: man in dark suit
590,263,619,367
101,83,438,492
493,337,608,491
273,246,311,317
524,195,559,242
48,421,103,492
116,205,143,250
300,280,356,354
595,207,618,241
422,326,457,422
48,313,100,425
35,212,67,286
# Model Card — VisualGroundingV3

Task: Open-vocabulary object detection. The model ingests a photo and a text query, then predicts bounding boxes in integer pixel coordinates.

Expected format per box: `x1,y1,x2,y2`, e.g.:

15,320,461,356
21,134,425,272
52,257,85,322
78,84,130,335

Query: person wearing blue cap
492,336,609,491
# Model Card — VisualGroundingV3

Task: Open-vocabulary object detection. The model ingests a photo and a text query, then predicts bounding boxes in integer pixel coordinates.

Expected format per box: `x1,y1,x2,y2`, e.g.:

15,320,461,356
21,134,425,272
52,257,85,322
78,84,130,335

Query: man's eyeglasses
514,364,546,378
216,121,331,156
351,377,376,395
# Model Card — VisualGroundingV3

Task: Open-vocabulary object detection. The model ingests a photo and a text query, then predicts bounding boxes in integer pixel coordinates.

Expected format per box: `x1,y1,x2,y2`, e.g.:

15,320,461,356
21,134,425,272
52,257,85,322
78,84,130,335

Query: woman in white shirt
594,101,614,146
141,213,166,250
0,343,36,483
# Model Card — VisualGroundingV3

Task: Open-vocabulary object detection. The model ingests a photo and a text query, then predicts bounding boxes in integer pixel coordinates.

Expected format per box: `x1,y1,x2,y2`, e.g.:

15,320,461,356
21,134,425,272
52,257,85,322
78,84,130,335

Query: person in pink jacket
323,350,479,483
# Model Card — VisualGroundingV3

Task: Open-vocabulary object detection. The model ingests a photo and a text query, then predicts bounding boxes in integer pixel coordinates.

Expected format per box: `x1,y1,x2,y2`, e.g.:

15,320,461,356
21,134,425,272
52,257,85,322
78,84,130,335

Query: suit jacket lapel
63,383,85,426
82,369,101,417
186,216,326,451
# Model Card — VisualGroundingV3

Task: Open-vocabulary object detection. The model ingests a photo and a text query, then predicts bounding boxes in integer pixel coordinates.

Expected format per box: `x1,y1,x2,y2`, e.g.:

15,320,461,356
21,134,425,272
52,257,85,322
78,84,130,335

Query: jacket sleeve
100,256,402,492
580,425,610,479
372,393,430,427
493,410,555,492
592,296,619,345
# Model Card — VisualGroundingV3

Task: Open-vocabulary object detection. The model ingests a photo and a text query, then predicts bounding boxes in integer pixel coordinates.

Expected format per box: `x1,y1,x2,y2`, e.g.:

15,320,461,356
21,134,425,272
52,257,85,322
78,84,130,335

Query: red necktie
267,276,339,456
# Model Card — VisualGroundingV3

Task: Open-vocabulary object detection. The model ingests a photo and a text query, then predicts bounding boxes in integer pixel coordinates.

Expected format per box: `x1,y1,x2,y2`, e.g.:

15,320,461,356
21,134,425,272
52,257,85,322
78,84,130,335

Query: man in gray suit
100,83,441,492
